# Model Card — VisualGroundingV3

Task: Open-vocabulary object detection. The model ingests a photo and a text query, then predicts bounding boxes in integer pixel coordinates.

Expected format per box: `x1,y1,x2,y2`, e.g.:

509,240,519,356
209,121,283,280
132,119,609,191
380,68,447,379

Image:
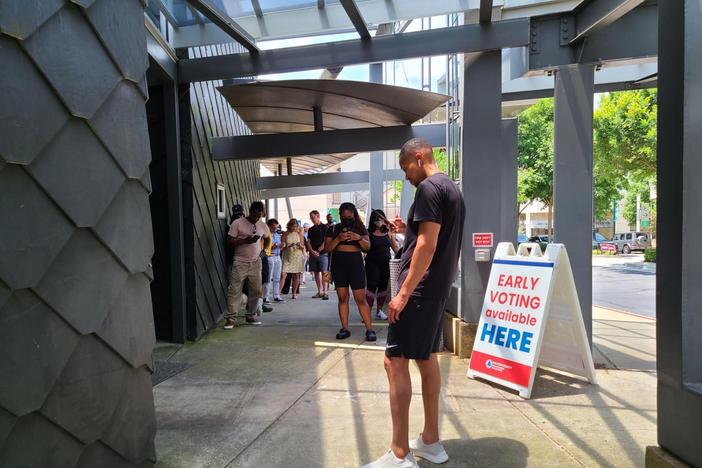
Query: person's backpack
225,204,245,266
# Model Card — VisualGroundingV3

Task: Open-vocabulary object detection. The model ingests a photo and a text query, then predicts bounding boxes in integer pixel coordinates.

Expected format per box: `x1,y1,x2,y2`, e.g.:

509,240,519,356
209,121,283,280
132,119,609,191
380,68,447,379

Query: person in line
281,219,306,300
264,218,286,304
224,201,271,329
326,213,335,228
302,222,311,285
324,202,376,342
306,210,330,300
365,209,399,320
362,139,465,468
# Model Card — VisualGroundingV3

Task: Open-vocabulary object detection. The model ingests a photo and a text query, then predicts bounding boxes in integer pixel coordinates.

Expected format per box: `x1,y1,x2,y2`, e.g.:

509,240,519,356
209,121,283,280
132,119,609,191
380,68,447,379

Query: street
593,254,656,318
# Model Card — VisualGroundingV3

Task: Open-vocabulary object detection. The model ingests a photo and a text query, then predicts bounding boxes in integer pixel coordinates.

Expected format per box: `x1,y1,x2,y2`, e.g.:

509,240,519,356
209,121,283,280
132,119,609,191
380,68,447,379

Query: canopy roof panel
217,79,449,173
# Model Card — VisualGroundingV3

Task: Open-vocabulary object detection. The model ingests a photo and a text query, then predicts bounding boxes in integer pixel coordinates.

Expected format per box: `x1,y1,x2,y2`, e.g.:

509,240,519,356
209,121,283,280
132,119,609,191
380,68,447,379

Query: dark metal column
369,63,384,212
164,81,187,344
460,51,502,322
654,1,702,466
499,119,519,245
553,64,594,344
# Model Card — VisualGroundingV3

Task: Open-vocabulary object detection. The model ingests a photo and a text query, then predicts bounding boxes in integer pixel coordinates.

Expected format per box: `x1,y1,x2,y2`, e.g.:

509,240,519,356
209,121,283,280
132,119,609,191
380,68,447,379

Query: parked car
528,235,550,243
592,231,610,250
612,231,651,254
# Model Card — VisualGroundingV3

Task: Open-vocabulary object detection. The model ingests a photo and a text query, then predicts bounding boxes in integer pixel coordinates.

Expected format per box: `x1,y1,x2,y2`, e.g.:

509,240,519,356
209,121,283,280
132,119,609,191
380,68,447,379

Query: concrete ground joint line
222,348,353,467
593,343,620,370
494,389,587,467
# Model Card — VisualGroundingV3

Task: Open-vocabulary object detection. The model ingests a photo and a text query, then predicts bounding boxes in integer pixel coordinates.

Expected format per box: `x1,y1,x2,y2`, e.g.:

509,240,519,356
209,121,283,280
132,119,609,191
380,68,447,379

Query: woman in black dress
365,209,400,320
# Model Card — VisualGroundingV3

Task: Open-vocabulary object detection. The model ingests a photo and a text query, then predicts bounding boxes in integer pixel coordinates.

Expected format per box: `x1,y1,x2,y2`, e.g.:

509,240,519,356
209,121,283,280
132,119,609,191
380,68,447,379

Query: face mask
374,220,383,227
341,217,354,227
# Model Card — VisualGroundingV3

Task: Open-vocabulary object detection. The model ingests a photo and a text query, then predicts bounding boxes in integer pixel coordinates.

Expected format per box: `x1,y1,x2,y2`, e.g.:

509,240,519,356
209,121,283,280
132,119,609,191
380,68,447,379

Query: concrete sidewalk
153,287,656,467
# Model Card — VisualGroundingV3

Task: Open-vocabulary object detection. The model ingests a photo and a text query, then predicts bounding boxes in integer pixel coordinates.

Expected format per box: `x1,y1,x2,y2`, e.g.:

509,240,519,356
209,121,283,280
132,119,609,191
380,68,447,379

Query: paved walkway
153,284,656,467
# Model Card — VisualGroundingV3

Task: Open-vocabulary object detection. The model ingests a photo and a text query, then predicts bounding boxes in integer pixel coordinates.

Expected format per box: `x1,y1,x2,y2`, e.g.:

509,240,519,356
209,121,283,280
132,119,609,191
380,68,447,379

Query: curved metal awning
217,79,449,174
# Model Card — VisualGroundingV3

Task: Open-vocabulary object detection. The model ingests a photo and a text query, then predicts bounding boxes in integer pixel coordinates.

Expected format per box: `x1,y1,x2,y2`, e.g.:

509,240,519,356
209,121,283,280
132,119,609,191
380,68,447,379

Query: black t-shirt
325,223,369,248
367,233,392,261
307,223,327,251
398,173,465,299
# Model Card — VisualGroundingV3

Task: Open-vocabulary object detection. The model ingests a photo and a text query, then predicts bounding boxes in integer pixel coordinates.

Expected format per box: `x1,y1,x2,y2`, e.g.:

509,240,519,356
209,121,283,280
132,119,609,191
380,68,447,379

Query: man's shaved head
399,138,434,164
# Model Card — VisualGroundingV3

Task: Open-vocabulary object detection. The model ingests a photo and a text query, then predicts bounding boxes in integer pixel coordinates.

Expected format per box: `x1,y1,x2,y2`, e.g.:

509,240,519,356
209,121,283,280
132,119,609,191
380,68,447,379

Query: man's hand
244,236,259,244
392,216,406,234
387,293,409,324
310,250,319,257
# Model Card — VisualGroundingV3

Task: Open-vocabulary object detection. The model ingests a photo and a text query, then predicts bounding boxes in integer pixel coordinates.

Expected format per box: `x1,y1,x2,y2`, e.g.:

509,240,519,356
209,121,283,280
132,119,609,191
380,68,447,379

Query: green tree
390,148,446,202
517,98,554,235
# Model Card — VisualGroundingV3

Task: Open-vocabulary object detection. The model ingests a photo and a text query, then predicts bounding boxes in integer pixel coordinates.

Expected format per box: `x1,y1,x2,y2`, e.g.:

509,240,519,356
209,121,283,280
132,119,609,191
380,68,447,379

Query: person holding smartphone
365,209,400,320
281,219,306,299
224,201,270,329
324,202,377,341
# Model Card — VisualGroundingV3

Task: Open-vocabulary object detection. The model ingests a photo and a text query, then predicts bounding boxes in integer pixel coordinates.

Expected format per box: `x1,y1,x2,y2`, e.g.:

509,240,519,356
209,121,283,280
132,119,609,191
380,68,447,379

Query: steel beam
570,0,644,44
145,17,177,81
499,119,518,246
250,0,264,18
173,0,506,46
656,1,702,465
528,3,656,72
212,123,446,160
178,18,530,83
460,51,503,323
553,64,594,345
262,184,368,199
480,0,494,22
340,0,371,39
186,0,259,54
256,169,405,190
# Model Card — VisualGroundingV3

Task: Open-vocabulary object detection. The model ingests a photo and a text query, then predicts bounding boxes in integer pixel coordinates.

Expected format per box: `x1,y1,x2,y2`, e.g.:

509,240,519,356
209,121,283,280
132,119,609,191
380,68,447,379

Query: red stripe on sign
469,351,533,388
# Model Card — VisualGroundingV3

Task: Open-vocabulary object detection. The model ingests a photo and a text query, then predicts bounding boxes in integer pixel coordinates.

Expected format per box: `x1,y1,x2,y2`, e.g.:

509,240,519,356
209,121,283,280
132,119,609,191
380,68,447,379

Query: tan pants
226,257,262,320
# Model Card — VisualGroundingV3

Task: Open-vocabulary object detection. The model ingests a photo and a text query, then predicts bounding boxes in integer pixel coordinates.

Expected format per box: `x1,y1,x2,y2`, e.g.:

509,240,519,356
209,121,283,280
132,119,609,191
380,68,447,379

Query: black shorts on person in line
330,251,366,290
385,295,446,360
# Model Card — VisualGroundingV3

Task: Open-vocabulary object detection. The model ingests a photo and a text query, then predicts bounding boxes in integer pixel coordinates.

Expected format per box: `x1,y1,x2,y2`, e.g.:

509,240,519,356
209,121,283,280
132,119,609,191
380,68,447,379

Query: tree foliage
516,89,657,226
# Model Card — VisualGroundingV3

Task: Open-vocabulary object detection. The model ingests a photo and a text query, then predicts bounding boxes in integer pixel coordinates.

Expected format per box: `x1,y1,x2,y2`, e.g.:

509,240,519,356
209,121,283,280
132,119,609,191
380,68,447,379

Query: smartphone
251,235,261,241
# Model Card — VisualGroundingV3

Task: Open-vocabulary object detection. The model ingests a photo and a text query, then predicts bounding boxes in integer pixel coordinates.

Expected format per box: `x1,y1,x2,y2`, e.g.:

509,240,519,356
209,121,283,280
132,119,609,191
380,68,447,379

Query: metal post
499,119,519,245
460,50,502,322
553,64,594,345
655,2,702,465
164,81,187,344
369,62,384,215
399,181,414,220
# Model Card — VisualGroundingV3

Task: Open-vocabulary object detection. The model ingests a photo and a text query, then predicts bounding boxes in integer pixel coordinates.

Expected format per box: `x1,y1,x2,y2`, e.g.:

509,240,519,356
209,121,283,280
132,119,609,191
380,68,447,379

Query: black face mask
341,217,354,227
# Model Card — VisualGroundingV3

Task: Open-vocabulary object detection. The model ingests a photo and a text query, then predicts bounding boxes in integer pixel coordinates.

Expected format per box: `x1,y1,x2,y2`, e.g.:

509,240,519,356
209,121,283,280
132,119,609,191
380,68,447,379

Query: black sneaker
365,329,377,342
336,328,351,340
273,297,286,303
262,304,273,313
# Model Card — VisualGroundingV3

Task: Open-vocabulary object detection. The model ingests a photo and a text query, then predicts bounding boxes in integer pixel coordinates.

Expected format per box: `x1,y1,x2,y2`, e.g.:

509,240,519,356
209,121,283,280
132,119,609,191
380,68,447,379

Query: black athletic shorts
330,251,366,290
385,296,446,360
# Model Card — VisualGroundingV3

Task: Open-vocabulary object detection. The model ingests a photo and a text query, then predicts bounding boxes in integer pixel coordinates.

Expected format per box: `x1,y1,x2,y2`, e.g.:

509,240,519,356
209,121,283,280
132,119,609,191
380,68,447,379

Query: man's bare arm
396,221,440,299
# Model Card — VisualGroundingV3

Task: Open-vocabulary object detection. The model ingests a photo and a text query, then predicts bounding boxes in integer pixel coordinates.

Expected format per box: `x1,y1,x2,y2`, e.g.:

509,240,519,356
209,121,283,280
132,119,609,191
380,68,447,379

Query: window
626,233,632,240
216,184,226,220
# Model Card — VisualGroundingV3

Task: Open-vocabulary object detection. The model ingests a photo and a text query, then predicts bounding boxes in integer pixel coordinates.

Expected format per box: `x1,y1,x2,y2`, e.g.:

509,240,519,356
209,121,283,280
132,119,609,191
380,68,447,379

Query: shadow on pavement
431,437,529,468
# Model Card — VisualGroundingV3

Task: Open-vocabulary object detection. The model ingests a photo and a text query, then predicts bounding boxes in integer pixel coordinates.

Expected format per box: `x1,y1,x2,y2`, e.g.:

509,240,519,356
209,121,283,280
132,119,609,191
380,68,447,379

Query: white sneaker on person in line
361,450,418,468
409,434,449,464
376,310,388,320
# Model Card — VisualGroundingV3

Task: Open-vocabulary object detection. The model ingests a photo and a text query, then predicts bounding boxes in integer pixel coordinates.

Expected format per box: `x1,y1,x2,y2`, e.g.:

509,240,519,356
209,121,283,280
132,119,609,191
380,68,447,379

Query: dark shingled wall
182,43,260,340
0,1,156,465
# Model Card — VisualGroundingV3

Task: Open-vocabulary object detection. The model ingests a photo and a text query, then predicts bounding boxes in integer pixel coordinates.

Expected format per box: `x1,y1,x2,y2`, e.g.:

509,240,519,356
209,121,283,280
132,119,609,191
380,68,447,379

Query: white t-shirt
228,217,270,261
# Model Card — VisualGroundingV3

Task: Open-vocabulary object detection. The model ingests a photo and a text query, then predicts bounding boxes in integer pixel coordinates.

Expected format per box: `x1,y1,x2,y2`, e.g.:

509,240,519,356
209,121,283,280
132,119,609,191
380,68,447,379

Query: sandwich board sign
467,242,597,398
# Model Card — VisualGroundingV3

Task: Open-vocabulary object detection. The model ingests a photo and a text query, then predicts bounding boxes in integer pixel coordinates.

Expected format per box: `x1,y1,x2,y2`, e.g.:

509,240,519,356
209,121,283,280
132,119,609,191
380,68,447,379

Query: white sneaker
376,310,388,320
409,434,449,464
361,450,418,468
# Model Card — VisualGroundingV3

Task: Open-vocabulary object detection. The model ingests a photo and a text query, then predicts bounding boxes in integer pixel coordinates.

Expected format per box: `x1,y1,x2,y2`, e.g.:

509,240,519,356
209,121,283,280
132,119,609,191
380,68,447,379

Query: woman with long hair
324,202,376,341
365,209,400,320
281,219,306,300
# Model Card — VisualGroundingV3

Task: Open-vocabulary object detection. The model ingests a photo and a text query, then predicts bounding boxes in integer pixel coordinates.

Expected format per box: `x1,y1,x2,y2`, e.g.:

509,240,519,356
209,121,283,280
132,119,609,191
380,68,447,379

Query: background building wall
0,1,156,465
182,43,260,340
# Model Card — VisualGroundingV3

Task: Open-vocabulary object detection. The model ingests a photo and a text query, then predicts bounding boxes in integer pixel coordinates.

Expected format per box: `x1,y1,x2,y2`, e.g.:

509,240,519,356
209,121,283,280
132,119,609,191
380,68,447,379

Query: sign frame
467,242,598,398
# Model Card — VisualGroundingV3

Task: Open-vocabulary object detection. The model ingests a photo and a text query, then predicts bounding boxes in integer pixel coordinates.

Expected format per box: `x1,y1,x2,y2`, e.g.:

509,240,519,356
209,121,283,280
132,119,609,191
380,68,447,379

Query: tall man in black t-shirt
362,139,465,468
306,210,330,299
